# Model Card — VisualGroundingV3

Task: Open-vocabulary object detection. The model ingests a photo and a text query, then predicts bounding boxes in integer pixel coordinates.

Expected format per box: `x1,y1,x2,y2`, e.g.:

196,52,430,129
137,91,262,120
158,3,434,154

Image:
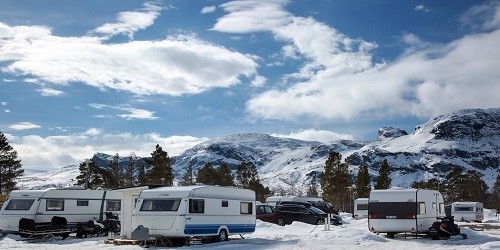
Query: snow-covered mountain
16,108,500,192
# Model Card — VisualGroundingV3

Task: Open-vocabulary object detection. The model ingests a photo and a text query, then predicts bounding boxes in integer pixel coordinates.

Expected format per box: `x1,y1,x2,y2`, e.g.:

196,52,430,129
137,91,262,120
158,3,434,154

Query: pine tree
444,167,465,202
145,144,173,186
75,160,106,189
179,165,195,186
0,132,24,194
235,161,271,202
320,152,351,211
488,175,500,210
306,175,319,197
216,164,234,186
124,153,138,187
107,153,123,188
136,164,146,186
355,165,371,198
196,163,217,185
374,159,391,190
462,170,488,203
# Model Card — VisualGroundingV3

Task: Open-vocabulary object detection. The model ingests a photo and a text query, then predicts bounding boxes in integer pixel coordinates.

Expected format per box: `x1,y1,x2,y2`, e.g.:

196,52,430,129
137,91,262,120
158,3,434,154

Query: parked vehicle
428,216,467,240
0,187,121,234
275,202,328,226
256,204,277,223
368,189,445,238
450,202,484,223
354,198,369,219
266,196,339,214
278,201,342,225
131,185,256,245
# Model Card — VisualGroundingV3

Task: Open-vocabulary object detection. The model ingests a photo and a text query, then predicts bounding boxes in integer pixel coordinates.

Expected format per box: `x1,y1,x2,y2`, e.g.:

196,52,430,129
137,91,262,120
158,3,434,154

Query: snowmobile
428,216,467,240
75,212,120,238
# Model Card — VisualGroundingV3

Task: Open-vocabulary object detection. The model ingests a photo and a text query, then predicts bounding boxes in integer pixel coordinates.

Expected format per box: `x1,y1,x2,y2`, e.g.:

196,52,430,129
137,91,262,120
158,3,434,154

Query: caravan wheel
218,229,228,242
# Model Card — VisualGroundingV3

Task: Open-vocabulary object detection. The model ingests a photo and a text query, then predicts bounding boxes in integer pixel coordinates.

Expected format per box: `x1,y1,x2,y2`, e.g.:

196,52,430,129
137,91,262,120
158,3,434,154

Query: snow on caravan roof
7,190,47,198
139,185,255,200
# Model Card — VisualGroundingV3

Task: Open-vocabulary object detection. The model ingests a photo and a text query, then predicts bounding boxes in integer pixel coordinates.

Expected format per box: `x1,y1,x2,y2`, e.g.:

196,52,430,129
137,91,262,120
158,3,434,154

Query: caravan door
137,198,181,235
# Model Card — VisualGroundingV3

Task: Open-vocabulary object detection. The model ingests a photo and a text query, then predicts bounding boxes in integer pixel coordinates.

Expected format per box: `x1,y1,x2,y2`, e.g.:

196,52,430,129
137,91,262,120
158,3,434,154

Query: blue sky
1,0,499,171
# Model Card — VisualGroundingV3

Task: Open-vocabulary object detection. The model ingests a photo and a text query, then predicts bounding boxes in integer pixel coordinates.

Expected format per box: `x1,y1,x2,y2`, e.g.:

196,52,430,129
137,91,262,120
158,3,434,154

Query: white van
368,189,445,237
354,198,369,219
131,185,255,244
0,187,121,234
451,202,483,222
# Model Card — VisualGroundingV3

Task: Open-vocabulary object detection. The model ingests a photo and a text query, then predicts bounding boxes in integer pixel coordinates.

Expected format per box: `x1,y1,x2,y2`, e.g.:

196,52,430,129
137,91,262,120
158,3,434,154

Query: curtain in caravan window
47,199,64,211
106,200,121,211
418,202,426,215
140,199,181,211
240,202,252,214
5,199,35,210
189,199,205,213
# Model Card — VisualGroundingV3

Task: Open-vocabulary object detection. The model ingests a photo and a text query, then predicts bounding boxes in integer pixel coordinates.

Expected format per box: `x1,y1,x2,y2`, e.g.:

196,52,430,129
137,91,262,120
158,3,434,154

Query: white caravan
451,201,484,222
131,185,255,243
354,198,369,219
0,187,121,234
368,189,445,237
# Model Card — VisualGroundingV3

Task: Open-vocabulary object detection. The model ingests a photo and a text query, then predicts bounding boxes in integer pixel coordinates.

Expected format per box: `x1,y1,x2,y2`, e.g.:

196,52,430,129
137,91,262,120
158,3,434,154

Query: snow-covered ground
1,211,500,249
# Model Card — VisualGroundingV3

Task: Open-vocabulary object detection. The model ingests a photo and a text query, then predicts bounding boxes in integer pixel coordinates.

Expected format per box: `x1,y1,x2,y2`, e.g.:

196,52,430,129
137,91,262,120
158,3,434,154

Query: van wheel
277,218,286,226
316,219,324,225
218,229,228,242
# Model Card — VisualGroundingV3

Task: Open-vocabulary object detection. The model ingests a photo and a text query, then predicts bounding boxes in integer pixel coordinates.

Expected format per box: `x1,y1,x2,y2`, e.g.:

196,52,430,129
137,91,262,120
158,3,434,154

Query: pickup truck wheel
277,218,286,226
218,229,228,242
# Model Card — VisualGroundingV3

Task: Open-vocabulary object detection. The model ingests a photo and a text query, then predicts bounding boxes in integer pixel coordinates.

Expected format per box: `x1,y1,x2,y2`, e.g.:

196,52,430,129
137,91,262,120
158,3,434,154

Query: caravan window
140,199,181,211
77,200,89,206
455,206,473,212
357,204,368,210
106,200,121,211
418,202,426,215
222,200,228,207
189,199,205,213
240,202,253,214
47,199,64,211
5,199,35,210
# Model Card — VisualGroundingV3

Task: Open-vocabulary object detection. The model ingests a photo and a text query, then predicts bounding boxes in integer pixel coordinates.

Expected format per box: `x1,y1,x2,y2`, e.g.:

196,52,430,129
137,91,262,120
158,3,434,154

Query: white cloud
460,1,500,31
414,5,430,13
93,2,164,39
211,1,500,122
0,15,258,97
250,75,266,87
272,129,354,143
1,102,7,105
89,103,159,120
9,131,209,170
37,87,64,96
201,6,217,14
9,122,41,130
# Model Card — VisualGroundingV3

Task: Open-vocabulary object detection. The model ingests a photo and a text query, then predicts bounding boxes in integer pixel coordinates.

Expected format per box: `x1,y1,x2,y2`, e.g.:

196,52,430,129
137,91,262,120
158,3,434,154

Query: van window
418,202,426,215
106,200,121,211
5,199,35,210
77,200,89,206
222,200,228,207
47,199,64,211
189,199,205,213
240,202,253,214
140,199,181,211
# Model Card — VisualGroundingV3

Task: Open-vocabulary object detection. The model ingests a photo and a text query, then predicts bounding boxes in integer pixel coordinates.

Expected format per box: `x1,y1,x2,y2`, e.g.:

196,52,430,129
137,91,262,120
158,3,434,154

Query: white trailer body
368,189,445,236
131,185,256,239
451,202,484,222
0,188,121,234
354,198,369,219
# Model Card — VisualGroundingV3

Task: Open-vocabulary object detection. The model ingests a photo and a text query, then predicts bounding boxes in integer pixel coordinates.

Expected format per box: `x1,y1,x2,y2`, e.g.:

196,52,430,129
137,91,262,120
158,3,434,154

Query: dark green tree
411,178,440,190
235,161,270,202
76,160,106,189
320,152,351,211
145,144,173,186
374,159,391,190
196,163,217,185
136,164,147,186
306,175,319,197
179,165,195,186
444,167,465,203
124,153,138,187
462,170,488,203
106,153,123,188
0,132,24,194
217,164,235,186
488,174,500,210
355,165,371,198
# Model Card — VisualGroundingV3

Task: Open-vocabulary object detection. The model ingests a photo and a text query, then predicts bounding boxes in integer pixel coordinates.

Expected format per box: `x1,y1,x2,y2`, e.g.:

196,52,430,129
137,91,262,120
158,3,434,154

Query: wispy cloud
8,131,208,169
89,103,159,120
460,1,500,31
201,6,217,14
414,5,430,13
92,2,164,39
37,87,64,96
9,122,41,130
213,1,500,122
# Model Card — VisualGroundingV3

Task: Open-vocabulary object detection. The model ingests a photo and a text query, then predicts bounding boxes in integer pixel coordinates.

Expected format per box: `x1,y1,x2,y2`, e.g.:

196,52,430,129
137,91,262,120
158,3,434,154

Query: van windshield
5,199,35,210
140,199,181,211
